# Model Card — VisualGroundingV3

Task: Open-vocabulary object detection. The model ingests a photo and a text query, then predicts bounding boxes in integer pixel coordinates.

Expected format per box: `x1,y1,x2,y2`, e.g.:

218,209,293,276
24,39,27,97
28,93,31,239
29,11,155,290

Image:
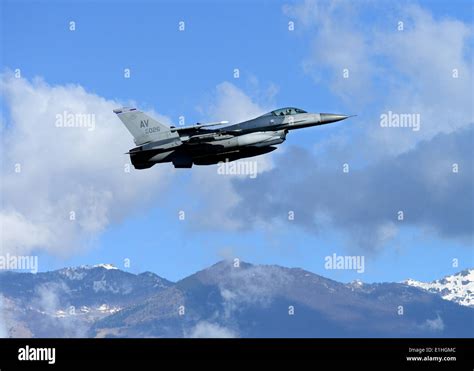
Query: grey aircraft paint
113,107,353,169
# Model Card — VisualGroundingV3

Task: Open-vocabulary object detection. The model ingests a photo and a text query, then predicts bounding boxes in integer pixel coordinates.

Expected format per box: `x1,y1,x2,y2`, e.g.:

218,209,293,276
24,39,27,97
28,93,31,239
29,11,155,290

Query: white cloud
33,282,89,337
371,4,473,154
205,82,269,124
423,314,445,332
187,321,237,338
0,74,174,256
284,1,473,155
218,265,294,318
283,0,376,107
0,74,277,256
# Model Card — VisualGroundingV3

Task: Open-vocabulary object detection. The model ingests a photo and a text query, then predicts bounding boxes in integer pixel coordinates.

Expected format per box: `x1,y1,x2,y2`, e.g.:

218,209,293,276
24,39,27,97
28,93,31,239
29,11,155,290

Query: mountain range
0,261,472,338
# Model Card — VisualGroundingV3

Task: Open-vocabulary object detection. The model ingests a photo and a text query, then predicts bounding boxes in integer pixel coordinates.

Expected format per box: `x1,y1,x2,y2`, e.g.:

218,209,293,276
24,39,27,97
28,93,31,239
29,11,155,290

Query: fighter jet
113,107,352,169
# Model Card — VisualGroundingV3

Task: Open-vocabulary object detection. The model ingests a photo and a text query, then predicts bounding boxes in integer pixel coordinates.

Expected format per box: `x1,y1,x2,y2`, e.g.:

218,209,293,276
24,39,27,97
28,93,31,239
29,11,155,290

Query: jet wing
170,121,229,133
183,128,243,143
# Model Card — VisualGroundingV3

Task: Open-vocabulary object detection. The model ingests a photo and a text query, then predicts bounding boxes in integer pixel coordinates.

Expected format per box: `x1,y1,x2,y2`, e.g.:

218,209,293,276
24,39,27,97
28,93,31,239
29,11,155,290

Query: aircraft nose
320,113,352,124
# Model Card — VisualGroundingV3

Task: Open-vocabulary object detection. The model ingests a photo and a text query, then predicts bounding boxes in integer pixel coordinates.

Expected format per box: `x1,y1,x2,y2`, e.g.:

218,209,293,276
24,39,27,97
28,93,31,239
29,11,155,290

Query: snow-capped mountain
92,262,474,338
1,262,473,338
0,264,173,337
403,269,474,307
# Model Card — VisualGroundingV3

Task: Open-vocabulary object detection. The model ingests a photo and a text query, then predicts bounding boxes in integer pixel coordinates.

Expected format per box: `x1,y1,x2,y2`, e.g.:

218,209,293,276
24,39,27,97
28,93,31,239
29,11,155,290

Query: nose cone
320,113,351,124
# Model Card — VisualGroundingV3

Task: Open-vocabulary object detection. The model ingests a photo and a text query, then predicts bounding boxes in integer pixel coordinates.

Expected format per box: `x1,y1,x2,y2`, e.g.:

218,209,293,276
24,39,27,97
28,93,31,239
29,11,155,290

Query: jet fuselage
114,107,352,169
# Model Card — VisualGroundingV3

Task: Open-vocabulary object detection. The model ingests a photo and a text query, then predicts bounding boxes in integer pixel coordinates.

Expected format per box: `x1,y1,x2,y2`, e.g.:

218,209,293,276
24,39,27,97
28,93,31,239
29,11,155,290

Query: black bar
0,338,472,368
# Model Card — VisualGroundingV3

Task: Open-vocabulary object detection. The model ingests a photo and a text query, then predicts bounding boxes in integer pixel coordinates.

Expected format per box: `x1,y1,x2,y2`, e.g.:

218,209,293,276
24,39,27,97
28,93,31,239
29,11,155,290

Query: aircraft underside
130,145,278,169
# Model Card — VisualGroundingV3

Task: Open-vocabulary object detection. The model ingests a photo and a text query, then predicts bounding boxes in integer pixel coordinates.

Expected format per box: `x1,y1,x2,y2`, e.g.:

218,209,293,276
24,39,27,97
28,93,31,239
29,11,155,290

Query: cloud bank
224,1,474,251
232,127,473,251
0,74,277,257
0,74,179,256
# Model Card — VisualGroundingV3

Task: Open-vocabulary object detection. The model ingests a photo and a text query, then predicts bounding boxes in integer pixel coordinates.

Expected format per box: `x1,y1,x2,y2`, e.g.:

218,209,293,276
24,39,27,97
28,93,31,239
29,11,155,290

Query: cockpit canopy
262,107,307,117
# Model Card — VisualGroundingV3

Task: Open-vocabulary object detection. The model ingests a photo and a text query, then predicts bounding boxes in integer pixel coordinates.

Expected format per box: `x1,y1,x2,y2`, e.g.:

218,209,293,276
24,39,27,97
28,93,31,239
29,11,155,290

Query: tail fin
113,107,174,145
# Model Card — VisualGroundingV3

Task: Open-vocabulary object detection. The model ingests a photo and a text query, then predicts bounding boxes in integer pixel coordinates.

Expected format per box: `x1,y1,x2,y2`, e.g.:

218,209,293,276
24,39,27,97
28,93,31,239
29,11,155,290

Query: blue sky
1,0,473,283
